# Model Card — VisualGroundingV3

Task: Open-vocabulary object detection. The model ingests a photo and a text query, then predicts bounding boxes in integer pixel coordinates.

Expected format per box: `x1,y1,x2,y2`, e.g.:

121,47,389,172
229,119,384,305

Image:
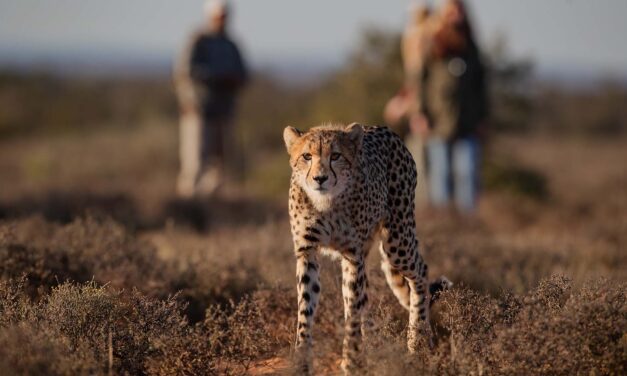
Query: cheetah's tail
429,276,453,307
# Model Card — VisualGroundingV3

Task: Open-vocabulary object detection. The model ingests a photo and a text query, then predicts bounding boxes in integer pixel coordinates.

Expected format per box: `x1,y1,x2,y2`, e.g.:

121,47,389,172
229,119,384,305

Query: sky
1,0,626,79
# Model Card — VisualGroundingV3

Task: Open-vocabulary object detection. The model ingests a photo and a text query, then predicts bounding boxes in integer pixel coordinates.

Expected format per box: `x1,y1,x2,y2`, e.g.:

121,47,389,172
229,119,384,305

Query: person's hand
180,101,196,115
410,113,430,138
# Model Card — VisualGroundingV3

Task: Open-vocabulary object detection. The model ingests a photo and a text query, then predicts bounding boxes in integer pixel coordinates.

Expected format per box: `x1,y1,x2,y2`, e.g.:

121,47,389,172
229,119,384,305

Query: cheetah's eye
302,153,312,161
330,153,341,161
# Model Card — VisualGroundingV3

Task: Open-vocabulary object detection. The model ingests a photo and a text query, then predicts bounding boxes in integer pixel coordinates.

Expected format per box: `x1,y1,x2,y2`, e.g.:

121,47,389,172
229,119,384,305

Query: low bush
362,275,626,375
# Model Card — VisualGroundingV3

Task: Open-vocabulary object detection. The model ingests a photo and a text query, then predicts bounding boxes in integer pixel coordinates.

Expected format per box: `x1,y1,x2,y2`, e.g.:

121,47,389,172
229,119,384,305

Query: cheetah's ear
283,126,302,152
346,122,364,146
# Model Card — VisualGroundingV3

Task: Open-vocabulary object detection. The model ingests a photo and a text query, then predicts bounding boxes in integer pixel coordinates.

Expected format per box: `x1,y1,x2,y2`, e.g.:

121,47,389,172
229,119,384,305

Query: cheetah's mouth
311,183,333,193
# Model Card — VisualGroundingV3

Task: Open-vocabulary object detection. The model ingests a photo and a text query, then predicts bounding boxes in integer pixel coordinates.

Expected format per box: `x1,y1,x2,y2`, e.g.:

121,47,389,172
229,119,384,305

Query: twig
108,327,113,376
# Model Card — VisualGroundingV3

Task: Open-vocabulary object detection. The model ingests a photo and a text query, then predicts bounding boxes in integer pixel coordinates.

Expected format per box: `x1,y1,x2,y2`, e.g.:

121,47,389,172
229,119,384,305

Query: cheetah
284,123,450,373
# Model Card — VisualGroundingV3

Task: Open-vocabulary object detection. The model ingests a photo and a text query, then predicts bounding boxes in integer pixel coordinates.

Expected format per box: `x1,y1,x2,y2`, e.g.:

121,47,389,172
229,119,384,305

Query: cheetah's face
284,124,363,209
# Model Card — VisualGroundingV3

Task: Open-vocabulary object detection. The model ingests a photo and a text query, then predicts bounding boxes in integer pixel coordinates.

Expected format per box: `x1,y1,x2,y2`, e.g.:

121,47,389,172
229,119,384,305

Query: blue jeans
426,137,480,213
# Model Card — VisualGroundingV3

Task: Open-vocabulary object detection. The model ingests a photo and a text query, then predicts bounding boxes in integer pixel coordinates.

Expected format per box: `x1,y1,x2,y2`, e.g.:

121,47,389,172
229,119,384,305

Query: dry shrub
0,276,35,326
0,243,89,298
491,277,626,375
1,275,299,375
204,296,281,373
0,216,173,298
420,223,576,296
37,216,173,293
147,289,288,375
0,324,100,375
343,275,626,375
0,269,624,375
0,216,265,325
0,279,190,375
252,286,296,346
362,299,428,375
0,276,287,376
175,262,263,323
46,283,188,375
0,208,624,374
145,325,215,376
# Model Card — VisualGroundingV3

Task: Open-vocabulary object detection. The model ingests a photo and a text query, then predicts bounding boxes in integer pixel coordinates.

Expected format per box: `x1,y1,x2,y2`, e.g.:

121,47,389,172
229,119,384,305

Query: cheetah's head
283,123,363,211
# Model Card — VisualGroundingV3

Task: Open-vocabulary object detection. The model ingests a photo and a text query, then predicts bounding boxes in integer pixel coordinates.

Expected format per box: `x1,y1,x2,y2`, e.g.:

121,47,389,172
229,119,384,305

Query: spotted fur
284,123,445,374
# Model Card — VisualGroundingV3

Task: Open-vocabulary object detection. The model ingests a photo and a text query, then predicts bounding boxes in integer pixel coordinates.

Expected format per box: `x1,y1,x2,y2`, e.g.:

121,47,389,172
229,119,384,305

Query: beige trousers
176,112,231,198
405,133,429,209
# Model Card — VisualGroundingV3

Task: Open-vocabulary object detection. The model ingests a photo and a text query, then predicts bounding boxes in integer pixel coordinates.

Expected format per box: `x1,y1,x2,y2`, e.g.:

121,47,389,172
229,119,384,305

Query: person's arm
401,27,413,74
409,63,432,137
227,41,248,89
475,52,489,123
472,48,489,140
173,33,202,112
418,62,430,120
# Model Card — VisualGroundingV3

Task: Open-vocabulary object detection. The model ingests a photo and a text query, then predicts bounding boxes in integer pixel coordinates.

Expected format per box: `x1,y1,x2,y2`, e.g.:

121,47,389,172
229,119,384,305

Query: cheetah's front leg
294,251,320,374
340,256,368,373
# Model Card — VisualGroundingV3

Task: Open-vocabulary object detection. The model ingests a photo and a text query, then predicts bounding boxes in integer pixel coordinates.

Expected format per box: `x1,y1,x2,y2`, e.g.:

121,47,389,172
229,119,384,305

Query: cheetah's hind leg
379,241,410,310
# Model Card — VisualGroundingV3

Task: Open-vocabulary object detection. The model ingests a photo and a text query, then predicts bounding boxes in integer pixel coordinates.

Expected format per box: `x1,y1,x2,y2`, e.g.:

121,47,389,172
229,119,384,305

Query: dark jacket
175,30,248,118
420,42,488,140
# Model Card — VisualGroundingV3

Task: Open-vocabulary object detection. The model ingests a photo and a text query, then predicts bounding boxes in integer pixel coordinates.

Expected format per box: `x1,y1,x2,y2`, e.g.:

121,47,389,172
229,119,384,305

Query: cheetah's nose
313,175,328,185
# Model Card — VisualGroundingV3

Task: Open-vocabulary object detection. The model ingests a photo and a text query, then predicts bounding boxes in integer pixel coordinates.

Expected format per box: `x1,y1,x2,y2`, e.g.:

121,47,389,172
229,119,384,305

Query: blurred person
174,0,248,198
384,1,434,207
417,0,488,214
404,2,434,208
402,1,433,87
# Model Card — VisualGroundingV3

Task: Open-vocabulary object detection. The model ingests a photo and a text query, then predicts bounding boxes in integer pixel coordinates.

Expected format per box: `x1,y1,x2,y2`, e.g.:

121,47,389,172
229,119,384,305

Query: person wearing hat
174,0,248,198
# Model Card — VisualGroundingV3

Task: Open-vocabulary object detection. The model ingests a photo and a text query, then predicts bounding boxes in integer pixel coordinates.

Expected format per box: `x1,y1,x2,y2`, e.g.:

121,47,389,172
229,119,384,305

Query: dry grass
0,126,625,375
